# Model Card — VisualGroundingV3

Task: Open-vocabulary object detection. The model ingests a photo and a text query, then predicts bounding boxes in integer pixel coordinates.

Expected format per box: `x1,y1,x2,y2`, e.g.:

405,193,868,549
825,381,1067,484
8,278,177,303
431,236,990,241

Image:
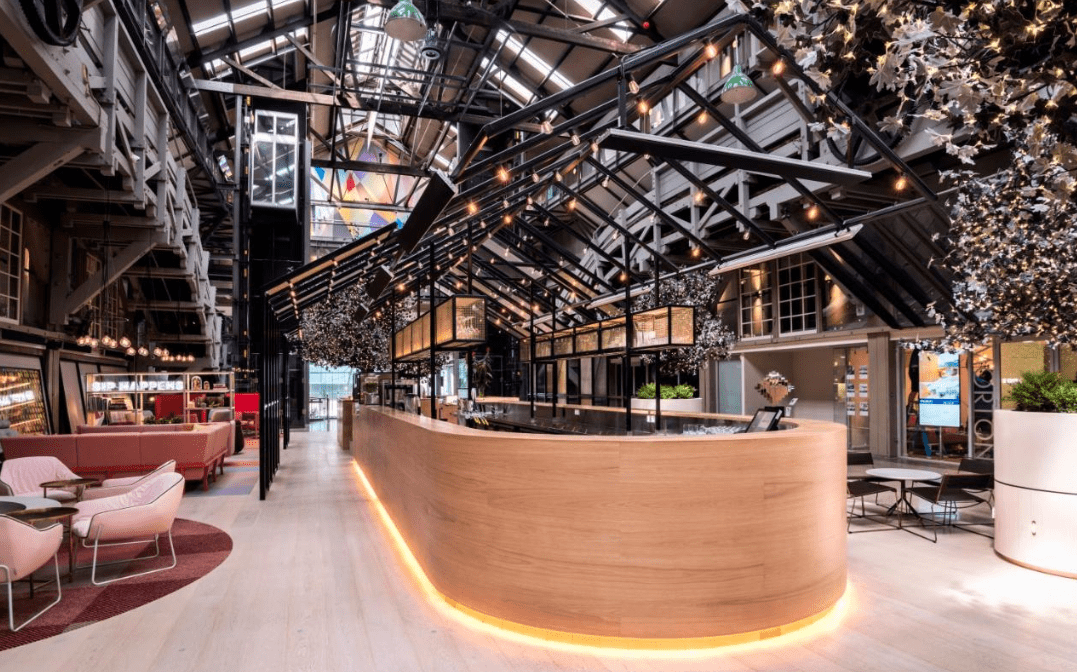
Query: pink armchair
0,516,64,631
0,456,81,502
71,472,185,585
81,460,177,501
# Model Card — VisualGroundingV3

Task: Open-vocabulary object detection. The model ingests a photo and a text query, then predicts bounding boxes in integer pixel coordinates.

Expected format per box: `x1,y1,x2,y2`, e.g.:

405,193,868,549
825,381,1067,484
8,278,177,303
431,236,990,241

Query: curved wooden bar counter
354,405,847,641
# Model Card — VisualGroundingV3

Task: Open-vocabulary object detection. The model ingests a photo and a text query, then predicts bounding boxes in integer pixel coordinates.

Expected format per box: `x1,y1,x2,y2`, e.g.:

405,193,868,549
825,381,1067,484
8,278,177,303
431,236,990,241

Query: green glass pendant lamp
720,65,758,105
384,0,428,42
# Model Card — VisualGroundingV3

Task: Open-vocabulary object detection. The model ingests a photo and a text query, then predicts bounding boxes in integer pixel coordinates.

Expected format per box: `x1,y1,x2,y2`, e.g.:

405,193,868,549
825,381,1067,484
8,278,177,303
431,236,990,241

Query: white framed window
250,110,298,208
739,265,773,338
777,254,818,335
0,203,23,324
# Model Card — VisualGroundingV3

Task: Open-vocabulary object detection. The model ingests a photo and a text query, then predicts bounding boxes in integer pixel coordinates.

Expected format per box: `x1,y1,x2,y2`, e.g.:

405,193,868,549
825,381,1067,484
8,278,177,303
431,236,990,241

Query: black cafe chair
846,452,896,533
907,473,994,543
958,457,995,507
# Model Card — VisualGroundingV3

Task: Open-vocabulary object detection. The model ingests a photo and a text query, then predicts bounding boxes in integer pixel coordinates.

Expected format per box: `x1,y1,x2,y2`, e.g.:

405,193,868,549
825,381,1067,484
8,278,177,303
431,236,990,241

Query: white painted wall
741,347,837,422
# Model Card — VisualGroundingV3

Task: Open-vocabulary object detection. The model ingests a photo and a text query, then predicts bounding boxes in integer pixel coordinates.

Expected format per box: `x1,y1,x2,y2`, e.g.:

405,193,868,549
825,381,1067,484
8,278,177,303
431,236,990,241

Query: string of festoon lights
74,334,196,363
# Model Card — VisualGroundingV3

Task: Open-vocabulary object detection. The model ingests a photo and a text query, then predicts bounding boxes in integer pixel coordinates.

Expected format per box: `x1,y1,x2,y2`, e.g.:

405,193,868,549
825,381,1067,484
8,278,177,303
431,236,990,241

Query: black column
622,238,633,433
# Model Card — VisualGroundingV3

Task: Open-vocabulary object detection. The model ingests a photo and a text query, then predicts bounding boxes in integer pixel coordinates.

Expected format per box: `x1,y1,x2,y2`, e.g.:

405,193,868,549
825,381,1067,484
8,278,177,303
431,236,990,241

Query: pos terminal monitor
744,406,784,433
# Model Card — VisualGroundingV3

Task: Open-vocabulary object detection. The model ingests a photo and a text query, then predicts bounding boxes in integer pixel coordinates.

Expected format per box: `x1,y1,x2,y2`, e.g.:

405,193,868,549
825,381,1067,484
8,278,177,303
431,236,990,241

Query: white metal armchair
0,515,64,631
0,456,81,502
81,460,177,501
70,472,185,585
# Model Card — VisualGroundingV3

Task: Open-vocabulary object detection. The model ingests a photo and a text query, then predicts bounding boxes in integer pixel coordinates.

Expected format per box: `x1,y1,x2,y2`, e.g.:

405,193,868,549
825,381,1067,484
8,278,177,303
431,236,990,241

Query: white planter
994,409,1077,578
630,398,704,414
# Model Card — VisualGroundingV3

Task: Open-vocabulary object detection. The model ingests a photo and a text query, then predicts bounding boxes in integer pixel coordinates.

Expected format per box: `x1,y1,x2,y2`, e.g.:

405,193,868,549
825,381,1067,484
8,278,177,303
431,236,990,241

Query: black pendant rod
466,220,474,404
529,280,536,420
653,246,661,433
623,236,633,434
390,287,397,407
551,301,558,420
429,241,437,420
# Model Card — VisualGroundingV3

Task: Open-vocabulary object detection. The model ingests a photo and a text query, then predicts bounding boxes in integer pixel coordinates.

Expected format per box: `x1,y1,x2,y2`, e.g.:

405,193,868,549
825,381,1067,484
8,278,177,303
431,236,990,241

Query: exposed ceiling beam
310,157,430,178
189,78,541,132
360,0,640,54
597,129,873,186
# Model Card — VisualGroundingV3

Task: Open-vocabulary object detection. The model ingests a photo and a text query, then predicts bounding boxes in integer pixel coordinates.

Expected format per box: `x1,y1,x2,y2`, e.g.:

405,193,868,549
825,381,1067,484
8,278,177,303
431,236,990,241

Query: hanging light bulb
496,166,510,183
467,201,479,215
138,346,149,356
119,336,131,348
698,110,708,124
383,0,427,42
541,119,554,135
895,174,909,192
532,172,540,184
705,43,718,60
720,65,758,105
771,60,786,77
570,133,581,146
638,100,650,114
690,247,702,259
567,198,577,211
626,74,639,94
153,347,163,357
89,337,99,348
126,346,136,356
806,204,820,221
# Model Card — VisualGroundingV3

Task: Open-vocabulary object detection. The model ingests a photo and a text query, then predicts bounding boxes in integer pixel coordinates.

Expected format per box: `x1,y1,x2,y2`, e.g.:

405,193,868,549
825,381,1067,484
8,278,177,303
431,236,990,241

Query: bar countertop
353,404,847,643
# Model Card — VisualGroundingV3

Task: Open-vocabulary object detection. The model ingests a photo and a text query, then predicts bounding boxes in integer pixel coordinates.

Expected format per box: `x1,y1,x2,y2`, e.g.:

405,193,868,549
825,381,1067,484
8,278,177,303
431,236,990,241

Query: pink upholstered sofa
0,423,231,490
75,422,235,454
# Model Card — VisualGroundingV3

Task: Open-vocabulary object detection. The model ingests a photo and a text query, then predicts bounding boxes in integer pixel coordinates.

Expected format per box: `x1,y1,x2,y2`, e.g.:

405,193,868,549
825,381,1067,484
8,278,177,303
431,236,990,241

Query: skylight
480,57,533,106
575,0,631,43
494,30,574,92
204,27,308,76
192,1,268,36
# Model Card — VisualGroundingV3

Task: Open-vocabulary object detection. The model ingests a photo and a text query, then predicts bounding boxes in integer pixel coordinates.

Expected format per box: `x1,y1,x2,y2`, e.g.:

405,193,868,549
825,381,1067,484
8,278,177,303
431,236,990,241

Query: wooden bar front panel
355,407,847,639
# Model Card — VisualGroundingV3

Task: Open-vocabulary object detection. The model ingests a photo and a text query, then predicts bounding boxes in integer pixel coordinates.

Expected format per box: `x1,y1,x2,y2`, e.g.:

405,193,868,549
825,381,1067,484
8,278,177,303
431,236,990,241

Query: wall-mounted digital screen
918,352,961,427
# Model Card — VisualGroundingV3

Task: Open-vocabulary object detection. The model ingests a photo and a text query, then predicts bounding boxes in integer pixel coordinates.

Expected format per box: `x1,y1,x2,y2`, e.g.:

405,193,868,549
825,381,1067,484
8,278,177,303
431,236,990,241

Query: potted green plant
994,371,1077,578
631,383,701,413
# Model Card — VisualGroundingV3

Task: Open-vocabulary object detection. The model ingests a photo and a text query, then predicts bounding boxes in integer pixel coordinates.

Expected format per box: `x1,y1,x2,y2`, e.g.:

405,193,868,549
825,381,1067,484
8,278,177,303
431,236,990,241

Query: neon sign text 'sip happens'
90,381,184,393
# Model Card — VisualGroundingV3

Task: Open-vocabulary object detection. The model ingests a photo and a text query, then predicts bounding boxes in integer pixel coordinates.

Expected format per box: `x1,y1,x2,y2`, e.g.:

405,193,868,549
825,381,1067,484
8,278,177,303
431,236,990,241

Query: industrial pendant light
420,29,444,61
720,65,757,105
384,1,427,42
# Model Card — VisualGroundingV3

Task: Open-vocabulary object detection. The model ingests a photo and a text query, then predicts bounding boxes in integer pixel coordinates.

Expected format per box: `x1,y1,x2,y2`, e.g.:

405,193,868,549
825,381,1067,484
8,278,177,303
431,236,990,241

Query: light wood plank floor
3,429,1076,672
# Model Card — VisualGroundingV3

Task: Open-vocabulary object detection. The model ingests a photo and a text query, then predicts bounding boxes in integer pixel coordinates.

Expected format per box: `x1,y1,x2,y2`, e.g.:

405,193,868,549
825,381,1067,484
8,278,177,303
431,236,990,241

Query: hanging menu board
0,367,49,434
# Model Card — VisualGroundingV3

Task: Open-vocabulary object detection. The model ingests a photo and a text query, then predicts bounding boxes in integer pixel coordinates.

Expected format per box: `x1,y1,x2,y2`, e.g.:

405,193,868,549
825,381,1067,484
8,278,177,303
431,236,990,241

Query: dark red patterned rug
0,518,231,650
